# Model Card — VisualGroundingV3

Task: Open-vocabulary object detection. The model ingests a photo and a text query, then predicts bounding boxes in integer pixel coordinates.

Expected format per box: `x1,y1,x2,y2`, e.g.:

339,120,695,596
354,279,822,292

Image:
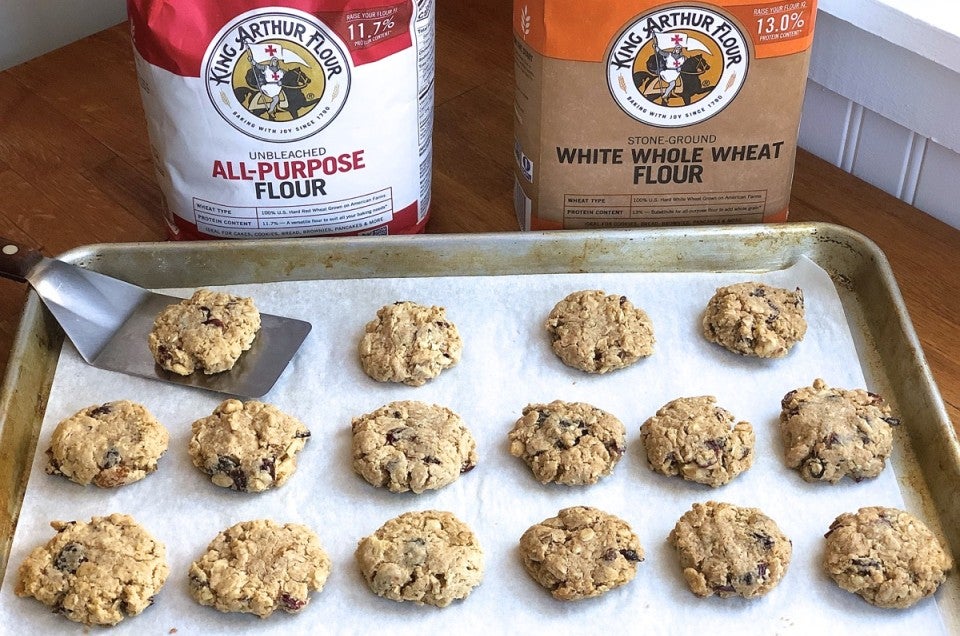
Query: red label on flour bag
128,0,435,239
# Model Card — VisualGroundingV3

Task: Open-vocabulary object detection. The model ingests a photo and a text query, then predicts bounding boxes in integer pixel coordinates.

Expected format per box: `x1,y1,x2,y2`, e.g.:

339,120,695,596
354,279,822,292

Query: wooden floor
0,0,958,432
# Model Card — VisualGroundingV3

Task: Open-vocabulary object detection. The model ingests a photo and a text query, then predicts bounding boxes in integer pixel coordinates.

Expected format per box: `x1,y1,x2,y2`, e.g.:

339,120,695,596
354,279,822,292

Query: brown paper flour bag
513,0,817,229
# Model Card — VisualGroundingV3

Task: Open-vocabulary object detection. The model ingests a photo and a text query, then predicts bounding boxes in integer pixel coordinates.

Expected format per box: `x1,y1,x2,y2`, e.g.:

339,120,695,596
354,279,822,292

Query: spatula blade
27,258,154,363
90,293,312,398
3,239,312,398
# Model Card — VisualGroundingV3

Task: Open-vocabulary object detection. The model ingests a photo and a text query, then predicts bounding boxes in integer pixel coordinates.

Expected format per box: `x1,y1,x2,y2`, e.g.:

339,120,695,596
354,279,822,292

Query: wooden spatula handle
0,238,43,283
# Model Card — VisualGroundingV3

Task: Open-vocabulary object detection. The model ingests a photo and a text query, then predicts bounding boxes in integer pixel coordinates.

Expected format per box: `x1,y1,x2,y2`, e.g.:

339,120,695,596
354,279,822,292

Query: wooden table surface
0,0,957,435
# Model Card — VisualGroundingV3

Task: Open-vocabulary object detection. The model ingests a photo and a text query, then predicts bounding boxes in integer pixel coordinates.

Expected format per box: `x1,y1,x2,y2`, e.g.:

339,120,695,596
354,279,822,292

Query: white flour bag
128,0,435,239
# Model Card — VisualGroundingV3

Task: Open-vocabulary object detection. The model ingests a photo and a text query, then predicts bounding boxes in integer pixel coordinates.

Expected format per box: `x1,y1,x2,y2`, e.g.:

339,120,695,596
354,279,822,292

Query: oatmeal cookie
668,501,792,599
640,396,754,487
702,282,806,358
519,506,644,600
352,401,477,493
355,510,484,607
45,400,169,488
508,400,626,486
823,506,952,608
15,513,169,626
148,288,261,375
545,290,654,373
358,301,462,386
780,379,899,483
189,398,310,492
189,520,330,618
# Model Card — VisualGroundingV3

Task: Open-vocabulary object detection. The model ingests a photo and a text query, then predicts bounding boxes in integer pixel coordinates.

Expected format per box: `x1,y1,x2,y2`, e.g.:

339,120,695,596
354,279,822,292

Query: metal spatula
0,239,311,397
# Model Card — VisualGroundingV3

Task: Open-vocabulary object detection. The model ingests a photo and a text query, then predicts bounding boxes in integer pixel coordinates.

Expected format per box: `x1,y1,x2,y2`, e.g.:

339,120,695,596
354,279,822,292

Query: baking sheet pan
0,223,957,632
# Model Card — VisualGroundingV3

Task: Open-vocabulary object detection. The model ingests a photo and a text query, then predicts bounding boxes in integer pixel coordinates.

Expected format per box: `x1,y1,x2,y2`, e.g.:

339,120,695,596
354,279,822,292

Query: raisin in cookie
702,282,806,358
508,400,626,486
640,396,754,487
189,520,330,618
148,288,261,375
15,513,169,626
189,399,310,492
545,290,654,373
823,506,952,608
359,301,462,386
519,506,644,601
780,379,899,483
352,400,477,493
45,400,169,488
668,501,792,599
355,510,483,607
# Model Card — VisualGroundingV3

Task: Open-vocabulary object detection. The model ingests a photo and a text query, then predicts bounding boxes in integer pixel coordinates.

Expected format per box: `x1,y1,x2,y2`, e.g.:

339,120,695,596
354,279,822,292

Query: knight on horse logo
238,41,320,121
203,8,352,142
643,31,713,105
607,6,749,128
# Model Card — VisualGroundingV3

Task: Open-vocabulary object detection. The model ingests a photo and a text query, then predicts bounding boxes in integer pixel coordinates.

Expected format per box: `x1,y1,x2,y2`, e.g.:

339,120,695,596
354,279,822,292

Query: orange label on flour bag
513,1,817,229
129,0,435,239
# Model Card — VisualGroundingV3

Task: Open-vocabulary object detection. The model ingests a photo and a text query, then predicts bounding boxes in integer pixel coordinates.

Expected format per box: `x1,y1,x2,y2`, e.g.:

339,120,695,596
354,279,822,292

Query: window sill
818,0,960,74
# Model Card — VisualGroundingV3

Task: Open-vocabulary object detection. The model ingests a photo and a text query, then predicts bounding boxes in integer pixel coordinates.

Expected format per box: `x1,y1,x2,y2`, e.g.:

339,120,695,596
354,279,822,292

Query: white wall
0,0,125,71
799,7,960,230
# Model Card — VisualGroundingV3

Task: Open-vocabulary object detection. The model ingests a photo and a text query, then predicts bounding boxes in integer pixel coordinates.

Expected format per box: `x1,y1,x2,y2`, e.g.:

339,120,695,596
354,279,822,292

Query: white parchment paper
0,256,948,635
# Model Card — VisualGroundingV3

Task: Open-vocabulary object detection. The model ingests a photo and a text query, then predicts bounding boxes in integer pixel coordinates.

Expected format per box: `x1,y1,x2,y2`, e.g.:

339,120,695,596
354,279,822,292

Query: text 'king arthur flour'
513,0,817,229
129,0,435,239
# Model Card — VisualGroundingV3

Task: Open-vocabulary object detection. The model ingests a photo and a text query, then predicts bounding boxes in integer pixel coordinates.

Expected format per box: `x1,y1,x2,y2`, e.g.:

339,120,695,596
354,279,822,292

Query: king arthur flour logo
203,9,351,143
606,6,749,128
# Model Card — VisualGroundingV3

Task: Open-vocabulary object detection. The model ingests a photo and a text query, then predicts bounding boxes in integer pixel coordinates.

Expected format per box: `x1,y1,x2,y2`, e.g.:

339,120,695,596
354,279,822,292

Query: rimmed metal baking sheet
0,223,957,628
